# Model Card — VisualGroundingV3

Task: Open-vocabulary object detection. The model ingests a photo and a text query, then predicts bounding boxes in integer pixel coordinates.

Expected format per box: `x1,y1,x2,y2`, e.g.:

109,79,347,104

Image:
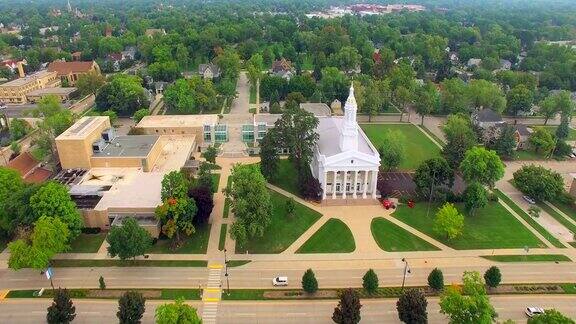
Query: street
0,295,574,323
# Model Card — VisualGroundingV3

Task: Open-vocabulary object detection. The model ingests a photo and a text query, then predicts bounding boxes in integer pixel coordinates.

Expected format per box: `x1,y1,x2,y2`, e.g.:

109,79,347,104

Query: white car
525,307,545,317
522,195,536,205
272,276,288,286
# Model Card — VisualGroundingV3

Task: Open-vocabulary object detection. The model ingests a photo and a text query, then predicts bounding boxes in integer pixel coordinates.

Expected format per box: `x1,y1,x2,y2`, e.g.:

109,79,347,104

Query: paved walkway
228,72,249,115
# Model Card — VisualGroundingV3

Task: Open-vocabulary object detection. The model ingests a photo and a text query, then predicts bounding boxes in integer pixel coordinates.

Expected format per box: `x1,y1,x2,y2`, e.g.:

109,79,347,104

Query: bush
299,172,322,202
302,269,318,293
362,269,379,294
428,268,444,291
81,227,102,234
484,266,502,288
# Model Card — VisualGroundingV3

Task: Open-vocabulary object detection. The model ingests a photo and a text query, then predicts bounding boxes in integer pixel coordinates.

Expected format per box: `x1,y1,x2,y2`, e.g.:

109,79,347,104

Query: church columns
352,170,358,199
331,171,337,199
371,170,378,199
362,170,368,199
342,171,347,199
322,171,327,200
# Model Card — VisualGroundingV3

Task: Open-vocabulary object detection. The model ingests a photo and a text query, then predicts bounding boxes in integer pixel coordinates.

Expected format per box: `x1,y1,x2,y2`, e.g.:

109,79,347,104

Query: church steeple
339,84,359,151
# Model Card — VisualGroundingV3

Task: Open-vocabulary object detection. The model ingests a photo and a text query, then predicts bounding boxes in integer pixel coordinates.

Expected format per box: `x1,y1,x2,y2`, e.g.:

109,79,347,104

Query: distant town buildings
306,4,425,18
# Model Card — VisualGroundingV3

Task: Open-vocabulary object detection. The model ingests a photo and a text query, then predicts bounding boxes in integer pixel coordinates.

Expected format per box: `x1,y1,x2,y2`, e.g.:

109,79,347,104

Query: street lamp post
401,258,411,291
224,249,230,295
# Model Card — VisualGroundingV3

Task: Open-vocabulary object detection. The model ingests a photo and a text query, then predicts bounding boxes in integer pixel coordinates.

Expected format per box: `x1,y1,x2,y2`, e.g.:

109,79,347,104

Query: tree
246,53,264,86
117,291,146,324
0,168,25,234
202,146,218,164
8,216,70,270
320,67,350,103
528,309,575,324
286,197,296,218
378,130,406,171
415,81,440,124
413,158,454,199
556,115,570,141
259,130,280,180
506,84,534,117
273,105,319,171
215,49,241,80
95,75,148,116
395,86,414,122
433,203,464,239
463,182,488,215
148,61,180,82
99,276,106,290
467,79,506,113
396,289,428,324
539,95,560,125
101,110,118,124
225,164,272,244
155,299,201,324
47,288,76,324
161,171,190,201
483,266,501,289
428,268,444,291
76,71,106,96
529,127,555,155
29,95,75,161
332,288,362,324
460,147,504,188
132,109,150,124
441,78,470,114
164,77,218,114
491,124,517,159
440,271,496,324
513,165,565,202
30,181,83,238
188,184,214,225
442,114,477,168
362,269,379,294
302,268,318,293
9,118,30,141
107,217,152,260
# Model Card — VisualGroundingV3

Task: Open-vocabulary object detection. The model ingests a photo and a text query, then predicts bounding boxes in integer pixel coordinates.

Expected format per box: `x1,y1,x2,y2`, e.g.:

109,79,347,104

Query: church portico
310,85,381,204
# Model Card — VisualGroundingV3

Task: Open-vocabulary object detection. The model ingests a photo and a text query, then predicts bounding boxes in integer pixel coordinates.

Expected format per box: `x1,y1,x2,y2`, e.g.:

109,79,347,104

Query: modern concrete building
47,60,101,86
0,70,60,103
26,87,77,103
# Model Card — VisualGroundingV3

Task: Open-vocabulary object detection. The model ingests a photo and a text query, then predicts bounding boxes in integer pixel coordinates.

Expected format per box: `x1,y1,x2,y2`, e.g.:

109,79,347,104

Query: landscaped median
49,260,208,267
7,288,201,300
481,254,572,262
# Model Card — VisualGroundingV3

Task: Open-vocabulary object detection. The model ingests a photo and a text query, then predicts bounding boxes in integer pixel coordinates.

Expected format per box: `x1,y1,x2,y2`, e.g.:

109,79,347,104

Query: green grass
393,201,545,250
542,126,576,141
227,260,251,267
249,84,257,104
560,283,576,294
148,224,211,254
223,176,232,218
370,217,440,252
222,289,265,300
360,124,441,170
268,159,300,196
236,190,322,253
219,224,227,251
296,218,355,253
418,124,445,145
482,254,572,262
494,190,565,248
8,289,201,300
513,149,546,161
538,203,576,235
550,200,576,223
161,289,201,300
51,259,207,267
69,233,107,253
211,173,221,193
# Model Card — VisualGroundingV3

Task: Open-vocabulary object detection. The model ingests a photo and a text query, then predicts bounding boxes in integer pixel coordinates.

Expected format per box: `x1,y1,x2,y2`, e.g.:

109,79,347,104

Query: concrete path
228,72,249,115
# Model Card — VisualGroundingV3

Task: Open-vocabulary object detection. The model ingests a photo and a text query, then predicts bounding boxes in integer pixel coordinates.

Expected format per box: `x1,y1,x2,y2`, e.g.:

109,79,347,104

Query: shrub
362,269,379,294
302,269,318,293
428,268,444,291
484,266,502,288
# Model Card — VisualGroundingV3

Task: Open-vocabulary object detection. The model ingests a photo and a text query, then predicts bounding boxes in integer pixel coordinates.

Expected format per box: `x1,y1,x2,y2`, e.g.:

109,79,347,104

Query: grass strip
218,224,227,251
50,259,207,267
227,260,251,267
493,189,565,248
538,203,576,234
482,254,572,262
7,289,201,300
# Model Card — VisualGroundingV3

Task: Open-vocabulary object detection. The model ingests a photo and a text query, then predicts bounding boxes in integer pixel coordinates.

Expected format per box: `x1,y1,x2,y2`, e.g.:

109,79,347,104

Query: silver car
525,307,545,317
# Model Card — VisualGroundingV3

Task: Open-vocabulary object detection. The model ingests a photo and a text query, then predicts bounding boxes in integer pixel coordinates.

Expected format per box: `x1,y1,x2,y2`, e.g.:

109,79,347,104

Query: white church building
310,85,381,203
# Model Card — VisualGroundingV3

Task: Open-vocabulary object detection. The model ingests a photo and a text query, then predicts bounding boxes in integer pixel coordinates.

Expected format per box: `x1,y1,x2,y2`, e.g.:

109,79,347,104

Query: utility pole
425,167,437,218
224,249,230,295
401,258,410,291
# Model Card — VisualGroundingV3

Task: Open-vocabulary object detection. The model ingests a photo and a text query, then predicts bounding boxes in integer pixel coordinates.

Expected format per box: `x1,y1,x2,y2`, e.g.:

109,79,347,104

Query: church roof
316,117,376,158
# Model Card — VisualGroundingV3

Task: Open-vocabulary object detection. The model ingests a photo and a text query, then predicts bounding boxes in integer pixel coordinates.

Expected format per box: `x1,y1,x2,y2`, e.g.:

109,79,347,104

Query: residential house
198,63,221,80
271,58,294,80
145,28,166,37
71,51,82,61
6,152,52,183
499,59,512,70
48,60,101,86
473,108,532,149
467,58,482,69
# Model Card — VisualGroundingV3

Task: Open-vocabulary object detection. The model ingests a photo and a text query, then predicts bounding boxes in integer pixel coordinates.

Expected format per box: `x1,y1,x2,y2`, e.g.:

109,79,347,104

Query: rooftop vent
101,128,116,143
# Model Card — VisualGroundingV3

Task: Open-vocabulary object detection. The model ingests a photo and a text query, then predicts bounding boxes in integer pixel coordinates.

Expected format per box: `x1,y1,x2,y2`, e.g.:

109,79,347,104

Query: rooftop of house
92,135,160,158
300,102,332,117
316,116,376,158
6,152,52,183
272,58,292,72
475,108,503,123
27,87,77,96
198,63,220,75
48,60,96,74
137,114,220,128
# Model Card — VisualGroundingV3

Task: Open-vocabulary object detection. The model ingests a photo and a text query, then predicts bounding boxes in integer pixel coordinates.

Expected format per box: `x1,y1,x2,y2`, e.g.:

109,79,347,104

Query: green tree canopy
117,291,146,324
29,181,82,238
107,217,152,260
155,299,201,324
396,289,428,324
378,130,406,172
362,269,379,294
47,288,76,324
332,288,362,324
528,309,575,324
95,75,149,116
460,147,504,188
433,203,464,240
442,114,477,168
528,127,555,155
413,157,454,199
302,268,319,293
428,268,444,291
513,165,565,202
439,271,496,324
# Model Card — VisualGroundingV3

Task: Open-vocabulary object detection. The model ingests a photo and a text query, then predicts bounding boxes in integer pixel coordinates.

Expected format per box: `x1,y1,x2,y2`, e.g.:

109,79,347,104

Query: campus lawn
69,233,107,253
550,200,576,223
370,218,440,252
148,223,211,254
296,218,355,253
513,149,546,161
482,254,572,262
235,190,322,254
249,84,257,104
219,224,227,251
393,202,545,250
360,124,441,170
538,203,576,235
268,159,300,196
211,173,221,193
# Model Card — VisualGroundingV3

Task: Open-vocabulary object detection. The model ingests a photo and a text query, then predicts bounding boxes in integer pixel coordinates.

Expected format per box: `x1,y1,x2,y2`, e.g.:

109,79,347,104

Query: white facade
310,85,381,201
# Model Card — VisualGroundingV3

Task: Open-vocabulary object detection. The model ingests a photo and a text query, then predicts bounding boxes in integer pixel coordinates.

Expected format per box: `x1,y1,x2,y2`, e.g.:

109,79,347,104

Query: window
346,183,351,191
335,183,341,192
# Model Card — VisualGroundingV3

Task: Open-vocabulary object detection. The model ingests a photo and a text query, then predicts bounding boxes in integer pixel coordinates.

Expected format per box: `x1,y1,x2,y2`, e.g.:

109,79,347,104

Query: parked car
522,195,536,205
272,276,288,286
525,307,545,317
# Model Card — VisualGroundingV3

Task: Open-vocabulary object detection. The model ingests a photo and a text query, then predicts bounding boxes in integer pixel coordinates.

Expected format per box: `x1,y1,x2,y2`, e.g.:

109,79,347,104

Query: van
272,276,288,286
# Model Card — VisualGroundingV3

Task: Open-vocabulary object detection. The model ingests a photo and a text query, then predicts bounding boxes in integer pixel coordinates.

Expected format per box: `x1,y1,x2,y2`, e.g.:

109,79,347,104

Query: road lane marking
0,290,9,300
237,313,256,316
286,312,307,316
206,288,221,293
204,298,220,302
7,279,28,281
209,264,223,269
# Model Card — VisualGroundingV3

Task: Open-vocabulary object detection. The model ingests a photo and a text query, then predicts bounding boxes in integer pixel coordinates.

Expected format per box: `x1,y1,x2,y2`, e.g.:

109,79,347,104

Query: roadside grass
417,124,445,146
51,259,207,267
513,149,546,161
268,159,300,197
7,289,201,300
482,254,572,262
235,190,322,254
360,124,440,170
393,201,545,250
161,289,201,300
223,176,232,218
550,200,576,223
541,126,576,141
296,218,355,253
227,260,251,267
219,224,227,251
211,173,221,193
222,289,265,300
537,203,576,236
249,84,256,104
370,217,440,252
494,190,565,248
148,224,211,254
69,233,107,253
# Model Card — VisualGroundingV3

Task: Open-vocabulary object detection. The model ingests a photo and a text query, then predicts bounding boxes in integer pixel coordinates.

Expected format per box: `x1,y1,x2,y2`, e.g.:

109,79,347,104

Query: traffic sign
45,267,53,280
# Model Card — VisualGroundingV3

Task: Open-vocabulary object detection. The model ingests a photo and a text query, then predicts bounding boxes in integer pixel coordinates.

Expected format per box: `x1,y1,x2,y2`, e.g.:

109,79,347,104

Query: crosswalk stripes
202,265,223,323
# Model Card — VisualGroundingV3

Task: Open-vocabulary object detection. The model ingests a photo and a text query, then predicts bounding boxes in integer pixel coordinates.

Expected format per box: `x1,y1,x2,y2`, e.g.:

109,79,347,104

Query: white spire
67,0,72,12
339,84,359,151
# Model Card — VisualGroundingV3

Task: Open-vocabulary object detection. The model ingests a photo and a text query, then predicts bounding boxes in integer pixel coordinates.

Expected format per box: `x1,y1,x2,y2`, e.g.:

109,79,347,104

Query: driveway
229,72,250,115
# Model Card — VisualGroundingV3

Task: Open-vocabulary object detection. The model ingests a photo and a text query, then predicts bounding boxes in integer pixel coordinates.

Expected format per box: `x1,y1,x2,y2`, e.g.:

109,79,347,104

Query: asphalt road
1,263,575,291
0,295,574,323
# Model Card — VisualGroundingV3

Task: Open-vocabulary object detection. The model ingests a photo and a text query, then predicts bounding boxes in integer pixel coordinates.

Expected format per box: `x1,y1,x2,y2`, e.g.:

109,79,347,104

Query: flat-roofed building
27,87,77,103
48,60,101,86
0,70,60,103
